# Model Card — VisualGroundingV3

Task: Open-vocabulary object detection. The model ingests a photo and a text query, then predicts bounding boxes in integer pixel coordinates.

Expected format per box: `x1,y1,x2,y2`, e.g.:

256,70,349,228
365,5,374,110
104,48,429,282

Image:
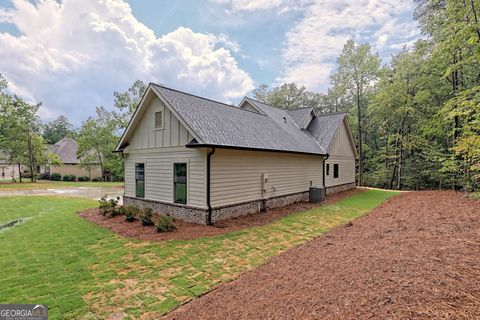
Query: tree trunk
17,163,22,183
356,88,363,186
27,130,35,183
397,141,403,190
470,0,480,43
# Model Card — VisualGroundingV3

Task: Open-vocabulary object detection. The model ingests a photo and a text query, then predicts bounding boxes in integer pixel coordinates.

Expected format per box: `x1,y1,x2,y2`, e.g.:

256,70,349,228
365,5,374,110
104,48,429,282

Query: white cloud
0,7,13,23
212,0,285,11
279,0,421,91
211,0,310,12
0,0,254,123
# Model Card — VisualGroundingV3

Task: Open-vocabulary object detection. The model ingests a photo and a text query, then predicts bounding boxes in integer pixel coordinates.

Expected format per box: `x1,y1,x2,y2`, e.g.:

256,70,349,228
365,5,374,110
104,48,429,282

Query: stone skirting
123,191,312,225
326,182,356,195
123,196,208,224
124,186,354,225
210,191,310,223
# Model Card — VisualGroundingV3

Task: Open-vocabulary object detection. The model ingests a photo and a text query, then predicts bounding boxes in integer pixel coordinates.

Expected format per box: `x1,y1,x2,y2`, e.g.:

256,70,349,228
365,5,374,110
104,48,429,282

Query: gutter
323,153,330,190
186,143,327,157
206,147,216,225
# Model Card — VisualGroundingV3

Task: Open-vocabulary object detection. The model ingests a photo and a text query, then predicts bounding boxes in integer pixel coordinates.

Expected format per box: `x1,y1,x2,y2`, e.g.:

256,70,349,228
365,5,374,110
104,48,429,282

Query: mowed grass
0,181,124,190
0,189,397,319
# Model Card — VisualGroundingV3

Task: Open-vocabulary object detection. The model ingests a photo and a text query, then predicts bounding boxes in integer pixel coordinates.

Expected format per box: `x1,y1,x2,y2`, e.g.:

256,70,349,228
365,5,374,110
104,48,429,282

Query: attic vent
155,111,163,129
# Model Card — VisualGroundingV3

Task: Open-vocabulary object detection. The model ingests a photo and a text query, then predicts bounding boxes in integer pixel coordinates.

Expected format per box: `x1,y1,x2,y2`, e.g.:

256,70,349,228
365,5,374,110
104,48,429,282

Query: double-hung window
333,164,339,179
174,163,187,204
135,163,145,198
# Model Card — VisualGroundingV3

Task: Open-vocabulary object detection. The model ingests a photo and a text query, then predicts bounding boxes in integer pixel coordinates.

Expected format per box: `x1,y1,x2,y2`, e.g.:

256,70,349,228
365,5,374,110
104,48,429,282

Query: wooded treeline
255,0,480,191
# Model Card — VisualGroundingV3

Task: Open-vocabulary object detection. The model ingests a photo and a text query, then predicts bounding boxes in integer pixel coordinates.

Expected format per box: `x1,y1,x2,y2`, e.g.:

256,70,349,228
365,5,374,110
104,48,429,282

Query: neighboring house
48,137,102,178
115,84,358,225
0,151,22,181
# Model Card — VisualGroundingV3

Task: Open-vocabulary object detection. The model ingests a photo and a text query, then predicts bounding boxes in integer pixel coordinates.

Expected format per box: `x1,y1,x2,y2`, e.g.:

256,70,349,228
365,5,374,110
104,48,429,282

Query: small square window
334,164,339,178
155,111,163,129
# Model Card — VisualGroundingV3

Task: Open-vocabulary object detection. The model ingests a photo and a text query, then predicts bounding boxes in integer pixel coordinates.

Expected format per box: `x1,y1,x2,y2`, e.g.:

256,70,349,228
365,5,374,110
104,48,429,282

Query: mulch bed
77,188,362,242
164,191,480,319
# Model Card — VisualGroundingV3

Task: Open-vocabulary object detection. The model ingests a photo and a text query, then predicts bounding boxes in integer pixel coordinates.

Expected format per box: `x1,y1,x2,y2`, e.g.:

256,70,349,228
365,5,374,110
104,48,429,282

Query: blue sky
0,0,419,125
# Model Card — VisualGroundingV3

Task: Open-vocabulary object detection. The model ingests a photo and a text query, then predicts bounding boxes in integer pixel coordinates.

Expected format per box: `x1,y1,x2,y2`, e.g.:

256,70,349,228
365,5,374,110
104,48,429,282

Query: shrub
78,176,90,182
119,205,141,222
471,192,480,200
156,216,176,232
39,172,50,180
50,173,61,181
92,177,103,182
112,175,124,182
140,208,154,226
98,195,120,217
62,174,76,181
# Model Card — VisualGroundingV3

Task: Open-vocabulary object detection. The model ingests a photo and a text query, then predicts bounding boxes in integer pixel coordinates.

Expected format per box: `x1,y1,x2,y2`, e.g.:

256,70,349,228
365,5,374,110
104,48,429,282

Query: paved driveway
0,186,124,202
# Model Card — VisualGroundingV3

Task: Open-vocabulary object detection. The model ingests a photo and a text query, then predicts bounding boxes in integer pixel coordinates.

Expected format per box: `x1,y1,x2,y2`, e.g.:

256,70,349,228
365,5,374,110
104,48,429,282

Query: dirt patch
164,191,480,319
77,189,362,242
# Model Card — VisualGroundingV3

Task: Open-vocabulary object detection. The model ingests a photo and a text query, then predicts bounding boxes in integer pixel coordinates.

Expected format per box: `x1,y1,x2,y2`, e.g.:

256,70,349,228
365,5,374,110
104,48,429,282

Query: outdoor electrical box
309,187,325,203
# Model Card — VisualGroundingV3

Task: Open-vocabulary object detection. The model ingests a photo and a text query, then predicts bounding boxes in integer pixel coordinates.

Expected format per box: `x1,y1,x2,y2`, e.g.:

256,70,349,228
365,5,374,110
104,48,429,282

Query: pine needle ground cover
0,190,397,319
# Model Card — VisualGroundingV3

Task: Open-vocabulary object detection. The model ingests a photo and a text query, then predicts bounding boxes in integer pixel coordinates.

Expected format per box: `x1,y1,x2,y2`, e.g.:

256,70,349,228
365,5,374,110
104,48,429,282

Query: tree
253,83,324,111
77,107,121,180
330,40,381,186
112,80,147,129
0,91,54,182
43,115,73,144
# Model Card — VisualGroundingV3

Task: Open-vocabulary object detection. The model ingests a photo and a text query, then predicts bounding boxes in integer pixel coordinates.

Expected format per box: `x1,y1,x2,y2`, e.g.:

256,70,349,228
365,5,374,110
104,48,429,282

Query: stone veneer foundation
123,183,355,225
326,182,356,196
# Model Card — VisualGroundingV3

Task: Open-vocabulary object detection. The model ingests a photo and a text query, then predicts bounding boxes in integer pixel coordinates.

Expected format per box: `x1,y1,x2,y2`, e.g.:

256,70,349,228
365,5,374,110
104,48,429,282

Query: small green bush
39,172,50,180
470,192,480,200
92,177,102,182
50,173,61,181
119,205,141,222
78,176,90,182
156,216,176,232
62,174,76,182
98,195,120,217
140,208,154,226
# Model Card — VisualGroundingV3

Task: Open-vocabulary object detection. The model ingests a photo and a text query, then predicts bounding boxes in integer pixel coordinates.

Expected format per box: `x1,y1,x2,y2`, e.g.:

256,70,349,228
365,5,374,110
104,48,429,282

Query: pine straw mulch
77,188,362,242
164,190,480,319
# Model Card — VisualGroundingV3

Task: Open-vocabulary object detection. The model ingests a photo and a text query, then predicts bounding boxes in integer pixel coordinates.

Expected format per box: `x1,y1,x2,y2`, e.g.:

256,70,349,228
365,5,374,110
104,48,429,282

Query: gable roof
306,113,358,157
153,86,325,155
50,137,80,164
286,107,314,128
116,84,357,157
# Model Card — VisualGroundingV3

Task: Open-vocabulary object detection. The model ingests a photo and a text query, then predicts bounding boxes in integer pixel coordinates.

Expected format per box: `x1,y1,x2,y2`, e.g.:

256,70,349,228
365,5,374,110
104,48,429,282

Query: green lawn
0,181,124,190
0,189,397,319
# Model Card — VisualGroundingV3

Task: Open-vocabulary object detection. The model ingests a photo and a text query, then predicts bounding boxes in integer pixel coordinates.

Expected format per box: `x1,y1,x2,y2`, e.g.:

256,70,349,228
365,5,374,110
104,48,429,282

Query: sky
0,0,420,125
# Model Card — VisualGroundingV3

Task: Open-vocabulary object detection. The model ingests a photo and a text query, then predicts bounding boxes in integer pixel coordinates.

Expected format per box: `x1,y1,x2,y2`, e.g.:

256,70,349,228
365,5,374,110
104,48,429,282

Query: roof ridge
287,106,312,111
316,111,347,116
152,83,266,116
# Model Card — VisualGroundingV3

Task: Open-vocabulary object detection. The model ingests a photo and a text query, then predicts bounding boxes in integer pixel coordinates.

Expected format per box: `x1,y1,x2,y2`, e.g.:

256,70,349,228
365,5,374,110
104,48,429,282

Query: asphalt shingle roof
286,108,312,127
306,113,346,152
50,137,80,164
127,84,348,156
